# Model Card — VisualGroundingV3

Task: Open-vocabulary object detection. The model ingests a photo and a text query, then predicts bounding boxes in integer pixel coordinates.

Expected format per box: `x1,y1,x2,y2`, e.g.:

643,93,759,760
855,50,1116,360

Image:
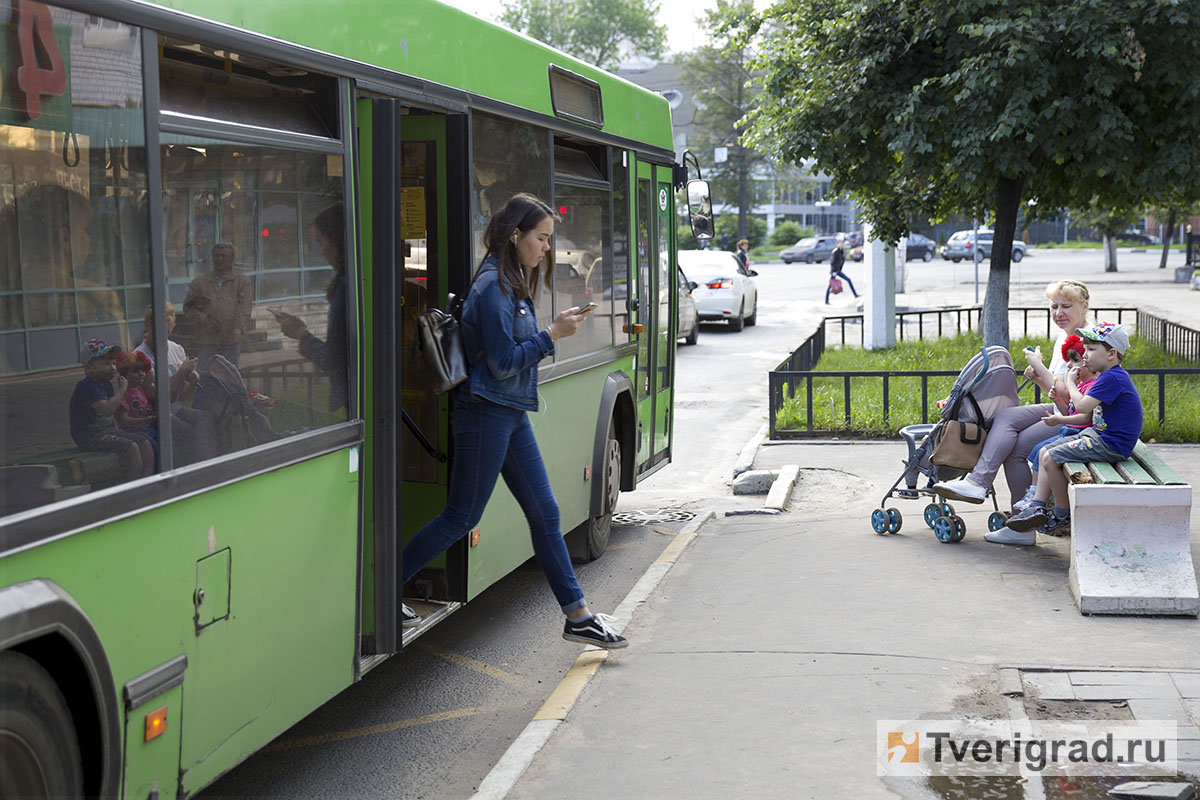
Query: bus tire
582,433,621,561
0,651,84,798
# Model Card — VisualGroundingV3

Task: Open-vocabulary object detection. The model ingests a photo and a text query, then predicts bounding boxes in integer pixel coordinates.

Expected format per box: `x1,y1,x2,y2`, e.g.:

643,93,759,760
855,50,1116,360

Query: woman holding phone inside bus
400,193,627,649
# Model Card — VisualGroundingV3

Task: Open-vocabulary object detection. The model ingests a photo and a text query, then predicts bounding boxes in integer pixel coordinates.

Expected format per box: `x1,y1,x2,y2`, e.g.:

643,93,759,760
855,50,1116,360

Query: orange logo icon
887,732,919,763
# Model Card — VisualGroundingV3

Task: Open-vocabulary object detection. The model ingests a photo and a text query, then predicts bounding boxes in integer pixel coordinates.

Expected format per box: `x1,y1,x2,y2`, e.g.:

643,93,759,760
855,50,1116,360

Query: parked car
677,250,759,331
905,233,937,262
1116,228,1158,245
849,244,863,262
779,235,838,264
677,267,700,346
940,229,1026,263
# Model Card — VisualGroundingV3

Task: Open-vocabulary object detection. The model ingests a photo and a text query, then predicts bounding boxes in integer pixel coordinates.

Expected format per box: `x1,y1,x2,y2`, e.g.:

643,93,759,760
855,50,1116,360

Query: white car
677,267,700,345
677,250,759,331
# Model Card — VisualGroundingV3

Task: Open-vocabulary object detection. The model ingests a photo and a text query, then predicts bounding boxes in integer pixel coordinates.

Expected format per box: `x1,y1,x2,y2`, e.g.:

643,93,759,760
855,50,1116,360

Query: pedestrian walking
825,239,859,303
735,238,750,272
399,193,628,649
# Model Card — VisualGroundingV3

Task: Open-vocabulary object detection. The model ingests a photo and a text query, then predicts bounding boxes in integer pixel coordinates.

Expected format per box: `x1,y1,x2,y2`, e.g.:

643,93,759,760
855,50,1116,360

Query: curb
732,422,768,478
764,464,799,510
469,511,715,800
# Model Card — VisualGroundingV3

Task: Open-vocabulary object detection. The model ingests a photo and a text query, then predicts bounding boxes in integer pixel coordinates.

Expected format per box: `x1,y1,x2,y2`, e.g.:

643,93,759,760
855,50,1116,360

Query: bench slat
1087,460,1127,485
1132,440,1186,485
1063,461,1104,485
1114,458,1158,485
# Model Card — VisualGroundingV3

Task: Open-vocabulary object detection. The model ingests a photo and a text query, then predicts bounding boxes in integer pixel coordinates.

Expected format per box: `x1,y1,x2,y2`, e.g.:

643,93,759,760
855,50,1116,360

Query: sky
440,0,722,56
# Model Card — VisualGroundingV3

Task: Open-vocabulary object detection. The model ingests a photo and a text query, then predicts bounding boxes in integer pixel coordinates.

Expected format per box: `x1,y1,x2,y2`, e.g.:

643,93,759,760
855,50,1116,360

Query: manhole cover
612,510,696,526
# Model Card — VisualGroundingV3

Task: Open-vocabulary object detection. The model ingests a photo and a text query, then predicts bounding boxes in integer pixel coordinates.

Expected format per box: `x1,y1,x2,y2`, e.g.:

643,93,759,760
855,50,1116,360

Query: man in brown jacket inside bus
184,242,253,371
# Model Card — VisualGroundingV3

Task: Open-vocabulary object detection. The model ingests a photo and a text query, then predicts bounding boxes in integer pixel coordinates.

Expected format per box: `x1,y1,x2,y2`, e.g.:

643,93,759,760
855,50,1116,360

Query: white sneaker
932,477,988,504
984,527,1036,546
1012,485,1038,512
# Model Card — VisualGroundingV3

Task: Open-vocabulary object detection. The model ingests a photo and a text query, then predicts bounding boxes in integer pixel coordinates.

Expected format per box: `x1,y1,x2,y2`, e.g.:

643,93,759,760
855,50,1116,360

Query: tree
675,0,765,241
499,0,666,70
1072,202,1139,272
745,0,1200,347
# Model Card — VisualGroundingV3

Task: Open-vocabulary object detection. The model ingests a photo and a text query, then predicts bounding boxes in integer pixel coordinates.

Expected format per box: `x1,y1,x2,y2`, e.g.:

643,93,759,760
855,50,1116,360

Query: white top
1049,329,1069,381
134,340,187,376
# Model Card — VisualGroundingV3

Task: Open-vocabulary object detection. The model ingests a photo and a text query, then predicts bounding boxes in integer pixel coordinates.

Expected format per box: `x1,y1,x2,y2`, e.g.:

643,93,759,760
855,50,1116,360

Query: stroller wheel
939,502,956,518
952,515,967,541
987,511,1007,532
886,508,903,533
933,516,956,543
923,503,942,529
871,508,890,534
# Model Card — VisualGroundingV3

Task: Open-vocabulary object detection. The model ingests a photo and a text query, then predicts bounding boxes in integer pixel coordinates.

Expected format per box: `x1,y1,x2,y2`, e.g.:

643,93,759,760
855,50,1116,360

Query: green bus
0,1,711,796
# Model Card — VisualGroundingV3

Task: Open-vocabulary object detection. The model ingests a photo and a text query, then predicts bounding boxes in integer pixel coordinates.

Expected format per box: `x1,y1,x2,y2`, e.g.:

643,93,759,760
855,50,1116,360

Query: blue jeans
401,393,587,613
825,271,858,302
1028,426,1080,472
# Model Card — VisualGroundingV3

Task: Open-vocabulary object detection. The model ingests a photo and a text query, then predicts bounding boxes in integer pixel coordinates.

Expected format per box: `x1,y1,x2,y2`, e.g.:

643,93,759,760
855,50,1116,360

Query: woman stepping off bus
400,193,628,649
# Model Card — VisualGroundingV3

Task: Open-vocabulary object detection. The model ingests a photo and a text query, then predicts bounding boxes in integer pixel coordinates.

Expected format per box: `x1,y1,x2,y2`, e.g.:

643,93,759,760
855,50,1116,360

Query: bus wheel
0,651,84,798
584,434,621,560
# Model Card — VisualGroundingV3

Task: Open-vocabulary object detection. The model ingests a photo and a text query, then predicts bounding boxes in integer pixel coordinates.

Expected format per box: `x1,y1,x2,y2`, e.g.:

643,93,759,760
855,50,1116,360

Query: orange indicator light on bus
145,706,168,741
470,527,481,547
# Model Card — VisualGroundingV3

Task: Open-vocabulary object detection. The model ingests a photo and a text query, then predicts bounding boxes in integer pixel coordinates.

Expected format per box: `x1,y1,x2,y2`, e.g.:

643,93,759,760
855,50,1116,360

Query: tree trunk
983,176,1024,348
1104,235,1118,272
1159,209,1177,269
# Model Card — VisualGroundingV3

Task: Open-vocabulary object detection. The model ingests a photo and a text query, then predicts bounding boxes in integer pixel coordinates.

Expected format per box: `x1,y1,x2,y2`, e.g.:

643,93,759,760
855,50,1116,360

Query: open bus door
356,95,468,662
633,160,676,476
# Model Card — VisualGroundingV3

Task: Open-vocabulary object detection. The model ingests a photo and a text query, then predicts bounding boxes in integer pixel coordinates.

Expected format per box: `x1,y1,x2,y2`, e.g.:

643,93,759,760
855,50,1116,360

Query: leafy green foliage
745,0,1200,345
770,220,813,246
774,332,1200,441
499,0,666,70
716,213,767,248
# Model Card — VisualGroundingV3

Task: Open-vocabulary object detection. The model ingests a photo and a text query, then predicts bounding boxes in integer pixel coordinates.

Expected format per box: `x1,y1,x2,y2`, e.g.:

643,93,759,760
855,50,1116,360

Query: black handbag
415,293,468,395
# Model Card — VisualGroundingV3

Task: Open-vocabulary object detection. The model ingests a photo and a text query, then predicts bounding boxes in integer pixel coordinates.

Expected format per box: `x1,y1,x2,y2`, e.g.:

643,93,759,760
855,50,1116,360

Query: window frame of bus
0,24,362,550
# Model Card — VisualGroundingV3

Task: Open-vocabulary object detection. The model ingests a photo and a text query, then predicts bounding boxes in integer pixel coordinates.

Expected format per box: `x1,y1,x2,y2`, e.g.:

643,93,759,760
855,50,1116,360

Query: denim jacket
460,255,554,411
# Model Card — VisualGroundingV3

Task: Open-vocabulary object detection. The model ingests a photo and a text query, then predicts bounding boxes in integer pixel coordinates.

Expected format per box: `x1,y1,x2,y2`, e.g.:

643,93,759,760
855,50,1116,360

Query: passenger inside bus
276,203,349,413
71,339,155,481
183,242,253,371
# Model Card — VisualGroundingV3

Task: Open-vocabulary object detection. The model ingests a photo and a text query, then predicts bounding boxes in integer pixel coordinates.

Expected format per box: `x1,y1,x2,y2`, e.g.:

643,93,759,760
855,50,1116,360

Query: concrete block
764,465,799,510
1172,673,1200,698
1021,671,1076,700
1068,483,1198,616
997,668,1023,697
732,423,766,478
732,470,776,496
1127,697,1192,724
1070,671,1177,687
1072,684,1176,701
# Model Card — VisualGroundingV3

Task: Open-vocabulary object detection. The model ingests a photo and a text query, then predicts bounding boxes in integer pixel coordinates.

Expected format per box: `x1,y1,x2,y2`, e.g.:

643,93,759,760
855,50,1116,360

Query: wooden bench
1063,440,1197,616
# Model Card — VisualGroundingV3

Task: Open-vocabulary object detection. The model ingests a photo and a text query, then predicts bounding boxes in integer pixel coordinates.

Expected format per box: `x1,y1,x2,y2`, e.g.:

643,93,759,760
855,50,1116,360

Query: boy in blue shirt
988,322,1142,544
71,338,155,481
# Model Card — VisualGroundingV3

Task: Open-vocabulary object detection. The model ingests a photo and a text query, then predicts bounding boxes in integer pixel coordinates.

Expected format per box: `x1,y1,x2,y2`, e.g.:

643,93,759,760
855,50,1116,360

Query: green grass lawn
1034,239,1185,250
774,332,1200,442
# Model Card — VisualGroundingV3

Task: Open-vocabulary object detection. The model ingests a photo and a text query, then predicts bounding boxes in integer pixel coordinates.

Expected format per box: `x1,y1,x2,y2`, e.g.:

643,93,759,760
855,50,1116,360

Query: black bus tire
583,433,621,560
0,651,84,798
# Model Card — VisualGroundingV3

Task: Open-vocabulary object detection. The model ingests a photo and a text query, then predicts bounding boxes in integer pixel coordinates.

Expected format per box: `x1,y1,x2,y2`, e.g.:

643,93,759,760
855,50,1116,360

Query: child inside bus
992,323,1142,543
115,351,159,467
71,339,155,480
1011,335,1096,514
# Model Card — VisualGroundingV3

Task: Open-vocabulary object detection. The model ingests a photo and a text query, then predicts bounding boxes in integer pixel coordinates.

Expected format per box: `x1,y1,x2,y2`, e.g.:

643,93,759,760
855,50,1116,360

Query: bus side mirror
686,179,714,241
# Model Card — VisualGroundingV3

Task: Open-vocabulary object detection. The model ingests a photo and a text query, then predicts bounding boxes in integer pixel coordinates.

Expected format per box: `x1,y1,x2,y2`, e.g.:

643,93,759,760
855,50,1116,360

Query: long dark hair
481,193,558,298
314,202,345,299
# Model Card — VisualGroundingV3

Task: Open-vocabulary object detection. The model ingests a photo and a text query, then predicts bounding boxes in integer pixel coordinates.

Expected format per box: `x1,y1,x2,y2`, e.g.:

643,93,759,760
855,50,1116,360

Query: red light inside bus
559,206,567,214
262,228,270,237
145,705,168,741
470,527,481,547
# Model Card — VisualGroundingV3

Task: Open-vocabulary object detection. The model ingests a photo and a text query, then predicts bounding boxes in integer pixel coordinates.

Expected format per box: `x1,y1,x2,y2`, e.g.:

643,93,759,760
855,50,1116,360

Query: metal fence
769,303,1200,439
822,306,1140,347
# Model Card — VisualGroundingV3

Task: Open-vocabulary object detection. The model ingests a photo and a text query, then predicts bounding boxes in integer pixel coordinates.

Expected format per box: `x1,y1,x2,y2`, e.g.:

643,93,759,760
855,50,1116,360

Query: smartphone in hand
576,302,597,314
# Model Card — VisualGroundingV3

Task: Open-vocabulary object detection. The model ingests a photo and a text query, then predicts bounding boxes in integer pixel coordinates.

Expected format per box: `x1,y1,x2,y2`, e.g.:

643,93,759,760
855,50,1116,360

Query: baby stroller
870,346,1019,542
203,355,282,454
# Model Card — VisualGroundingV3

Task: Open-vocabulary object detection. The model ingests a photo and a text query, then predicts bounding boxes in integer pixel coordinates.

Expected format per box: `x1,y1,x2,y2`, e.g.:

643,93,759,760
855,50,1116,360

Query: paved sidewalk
506,441,1200,799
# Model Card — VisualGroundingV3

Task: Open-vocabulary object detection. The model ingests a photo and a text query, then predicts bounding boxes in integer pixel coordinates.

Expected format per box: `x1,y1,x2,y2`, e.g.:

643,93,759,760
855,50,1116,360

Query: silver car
940,229,1026,263
780,235,839,264
677,267,700,345
677,250,759,332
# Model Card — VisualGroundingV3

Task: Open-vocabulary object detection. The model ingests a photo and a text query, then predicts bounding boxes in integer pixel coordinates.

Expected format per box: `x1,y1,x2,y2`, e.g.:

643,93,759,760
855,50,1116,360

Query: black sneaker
562,613,628,649
401,603,421,629
1039,514,1071,537
1005,505,1047,532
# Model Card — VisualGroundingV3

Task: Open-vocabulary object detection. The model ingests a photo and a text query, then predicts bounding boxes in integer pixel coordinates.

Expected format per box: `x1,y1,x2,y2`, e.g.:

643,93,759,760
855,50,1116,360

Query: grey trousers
968,403,1055,507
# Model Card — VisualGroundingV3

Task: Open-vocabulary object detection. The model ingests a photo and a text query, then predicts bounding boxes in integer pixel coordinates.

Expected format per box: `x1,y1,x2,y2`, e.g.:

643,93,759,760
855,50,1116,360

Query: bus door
633,160,675,474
